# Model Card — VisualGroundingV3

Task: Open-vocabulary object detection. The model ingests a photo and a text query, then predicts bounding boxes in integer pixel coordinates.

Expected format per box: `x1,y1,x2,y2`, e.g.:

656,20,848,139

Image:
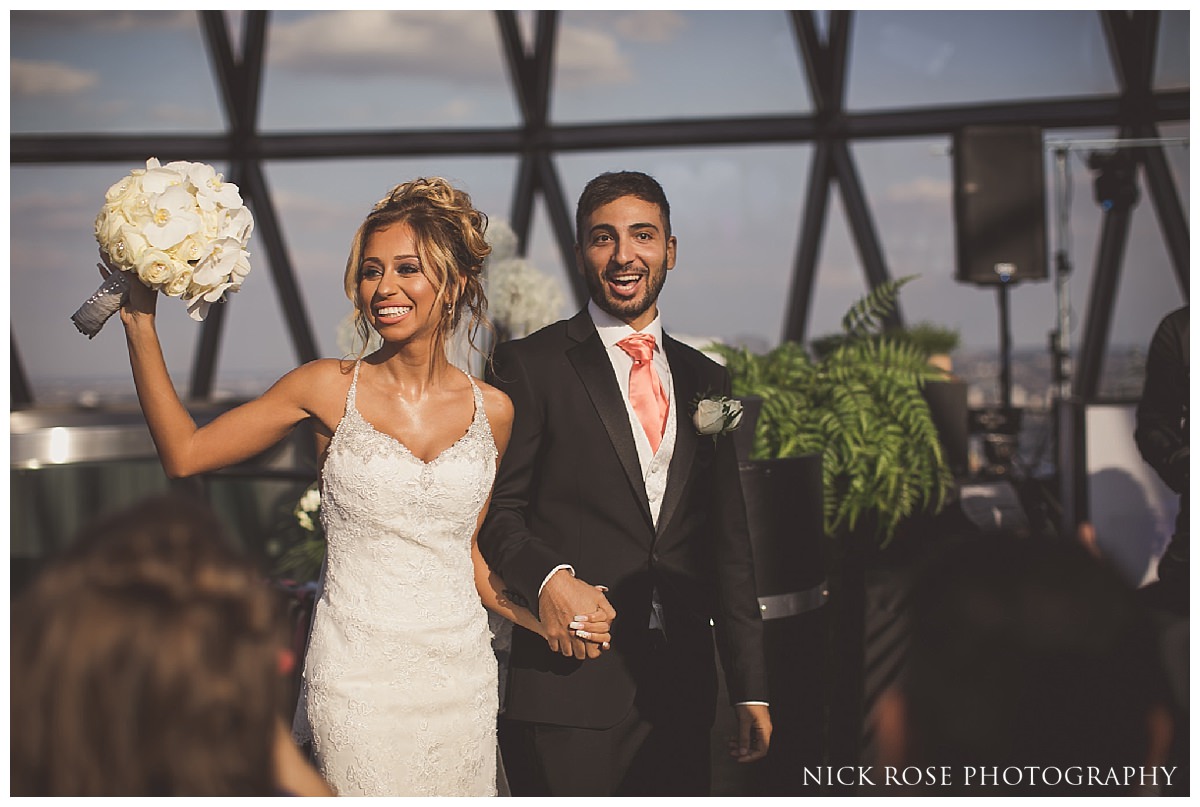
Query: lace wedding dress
293,362,499,796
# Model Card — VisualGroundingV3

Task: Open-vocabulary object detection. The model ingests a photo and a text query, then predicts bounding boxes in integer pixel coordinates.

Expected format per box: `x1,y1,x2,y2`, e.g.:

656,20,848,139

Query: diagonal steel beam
782,140,835,342
1135,123,1190,298
239,160,320,367
535,151,587,304
496,11,539,250
832,141,900,328
192,11,317,398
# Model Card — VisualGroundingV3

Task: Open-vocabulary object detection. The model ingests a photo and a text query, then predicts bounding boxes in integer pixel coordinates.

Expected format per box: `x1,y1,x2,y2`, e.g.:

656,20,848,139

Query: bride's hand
568,585,613,651
568,612,611,650
98,250,157,323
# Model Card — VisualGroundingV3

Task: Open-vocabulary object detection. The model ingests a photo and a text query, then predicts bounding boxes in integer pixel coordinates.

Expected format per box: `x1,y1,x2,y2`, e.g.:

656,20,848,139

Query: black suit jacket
480,309,767,730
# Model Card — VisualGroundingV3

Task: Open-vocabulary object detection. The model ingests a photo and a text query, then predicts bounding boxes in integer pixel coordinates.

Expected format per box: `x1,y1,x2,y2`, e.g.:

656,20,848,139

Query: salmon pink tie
617,333,670,453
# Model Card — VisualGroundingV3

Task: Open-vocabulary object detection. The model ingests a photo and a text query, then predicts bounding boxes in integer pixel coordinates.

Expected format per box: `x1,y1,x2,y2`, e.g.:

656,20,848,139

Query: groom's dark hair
575,171,672,243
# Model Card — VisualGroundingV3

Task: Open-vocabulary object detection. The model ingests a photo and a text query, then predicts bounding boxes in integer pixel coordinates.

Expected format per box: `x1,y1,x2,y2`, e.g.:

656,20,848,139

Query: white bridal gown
293,362,499,796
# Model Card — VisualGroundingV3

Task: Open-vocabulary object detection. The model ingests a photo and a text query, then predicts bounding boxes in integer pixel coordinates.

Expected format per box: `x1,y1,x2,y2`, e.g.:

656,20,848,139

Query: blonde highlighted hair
343,177,492,370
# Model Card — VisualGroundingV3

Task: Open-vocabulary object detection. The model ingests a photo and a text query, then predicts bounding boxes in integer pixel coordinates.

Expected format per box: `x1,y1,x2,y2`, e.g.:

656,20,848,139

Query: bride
106,177,611,796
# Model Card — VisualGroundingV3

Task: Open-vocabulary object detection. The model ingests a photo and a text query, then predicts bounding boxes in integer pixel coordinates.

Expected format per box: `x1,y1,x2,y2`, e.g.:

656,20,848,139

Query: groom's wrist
538,564,575,597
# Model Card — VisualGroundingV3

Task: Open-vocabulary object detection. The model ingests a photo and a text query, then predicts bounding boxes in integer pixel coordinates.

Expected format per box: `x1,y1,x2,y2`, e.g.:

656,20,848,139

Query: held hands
538,569,616,660
728,703,772,763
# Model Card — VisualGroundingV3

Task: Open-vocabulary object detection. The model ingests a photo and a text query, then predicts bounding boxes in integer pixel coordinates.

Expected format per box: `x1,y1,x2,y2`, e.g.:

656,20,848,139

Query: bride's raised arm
116,265,326,479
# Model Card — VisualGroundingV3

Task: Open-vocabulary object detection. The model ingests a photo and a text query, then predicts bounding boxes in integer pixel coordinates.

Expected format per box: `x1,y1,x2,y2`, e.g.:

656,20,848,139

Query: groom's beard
585,257,669,325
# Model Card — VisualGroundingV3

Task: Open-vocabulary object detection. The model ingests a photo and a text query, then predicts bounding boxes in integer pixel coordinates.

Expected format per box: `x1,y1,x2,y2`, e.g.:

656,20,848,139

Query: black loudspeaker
953,126,1048,285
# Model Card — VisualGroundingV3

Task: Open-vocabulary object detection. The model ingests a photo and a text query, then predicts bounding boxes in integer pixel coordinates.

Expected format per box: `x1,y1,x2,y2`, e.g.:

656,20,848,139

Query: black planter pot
736,454,828,795
922,378,969,478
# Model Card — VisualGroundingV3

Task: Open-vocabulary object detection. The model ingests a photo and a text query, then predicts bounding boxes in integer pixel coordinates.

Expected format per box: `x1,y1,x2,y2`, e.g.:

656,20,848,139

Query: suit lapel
566,311,654,528
656,334,699,538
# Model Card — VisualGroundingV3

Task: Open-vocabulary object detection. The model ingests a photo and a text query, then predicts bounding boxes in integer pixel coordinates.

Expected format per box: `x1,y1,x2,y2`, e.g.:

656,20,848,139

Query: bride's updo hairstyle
343,177,492,367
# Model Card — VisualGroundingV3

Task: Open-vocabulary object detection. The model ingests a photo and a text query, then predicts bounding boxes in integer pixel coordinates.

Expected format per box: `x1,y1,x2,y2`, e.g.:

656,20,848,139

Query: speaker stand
995,279,1015,409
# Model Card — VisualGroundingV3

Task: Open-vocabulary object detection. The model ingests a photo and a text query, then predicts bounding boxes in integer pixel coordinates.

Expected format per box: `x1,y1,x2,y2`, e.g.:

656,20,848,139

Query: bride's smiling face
357,222,439,343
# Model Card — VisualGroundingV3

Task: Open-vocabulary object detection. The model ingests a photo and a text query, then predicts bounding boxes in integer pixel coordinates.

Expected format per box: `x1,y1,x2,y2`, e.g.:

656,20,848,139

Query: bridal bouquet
72,158,255,338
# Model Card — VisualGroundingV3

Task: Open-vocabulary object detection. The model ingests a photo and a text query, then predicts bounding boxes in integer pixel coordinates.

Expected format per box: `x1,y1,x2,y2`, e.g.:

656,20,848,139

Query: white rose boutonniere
692,394,744,439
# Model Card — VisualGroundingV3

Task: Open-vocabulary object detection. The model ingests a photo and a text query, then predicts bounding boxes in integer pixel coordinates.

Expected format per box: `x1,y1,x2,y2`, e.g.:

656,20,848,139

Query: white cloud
10,59,98,97
613,11,686,44
268,11,501,82
556,24,634,88
267,10,634,90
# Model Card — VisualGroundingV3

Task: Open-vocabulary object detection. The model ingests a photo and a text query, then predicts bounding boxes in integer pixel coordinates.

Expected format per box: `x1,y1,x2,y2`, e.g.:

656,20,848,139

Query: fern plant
712,276,952,546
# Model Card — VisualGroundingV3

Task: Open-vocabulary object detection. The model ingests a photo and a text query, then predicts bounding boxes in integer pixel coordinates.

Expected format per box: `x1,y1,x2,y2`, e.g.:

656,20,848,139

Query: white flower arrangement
692,394,745,438
484,220,563,342
293,483,322,533
72,157,255,337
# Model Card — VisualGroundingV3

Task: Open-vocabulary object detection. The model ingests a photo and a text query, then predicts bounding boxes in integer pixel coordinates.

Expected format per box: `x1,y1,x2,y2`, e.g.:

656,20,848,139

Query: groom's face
576,195,676,332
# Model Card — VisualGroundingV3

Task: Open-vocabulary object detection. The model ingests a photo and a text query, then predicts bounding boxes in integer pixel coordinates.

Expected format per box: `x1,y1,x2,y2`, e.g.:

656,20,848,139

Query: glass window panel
554,146,812,351
521,194,574,329
1038,127,1186,400
813,11,831,41
259,11,520,131
1154,10,1189,90
1157,121,1190,219
807,190,871,345
10,11,225,134
209,229,295,400
551,11,811,124
1096,155,1189,400
846,11,1118,110
11,164,206,405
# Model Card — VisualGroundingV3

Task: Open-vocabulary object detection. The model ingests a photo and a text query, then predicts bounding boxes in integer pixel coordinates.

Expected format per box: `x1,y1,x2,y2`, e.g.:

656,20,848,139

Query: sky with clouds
9,10,1190,401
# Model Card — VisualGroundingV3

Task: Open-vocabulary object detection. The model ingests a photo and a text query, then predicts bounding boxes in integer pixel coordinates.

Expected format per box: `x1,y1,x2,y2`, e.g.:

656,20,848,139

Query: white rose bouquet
71,157,255,338
692,393,745,439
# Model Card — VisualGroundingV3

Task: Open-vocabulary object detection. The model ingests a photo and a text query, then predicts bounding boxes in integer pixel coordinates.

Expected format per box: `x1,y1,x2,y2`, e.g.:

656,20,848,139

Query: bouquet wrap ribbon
71,270,130,339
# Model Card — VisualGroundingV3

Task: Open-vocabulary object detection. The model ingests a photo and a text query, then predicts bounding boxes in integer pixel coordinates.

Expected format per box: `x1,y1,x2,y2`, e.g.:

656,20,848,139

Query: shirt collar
588,299,664,352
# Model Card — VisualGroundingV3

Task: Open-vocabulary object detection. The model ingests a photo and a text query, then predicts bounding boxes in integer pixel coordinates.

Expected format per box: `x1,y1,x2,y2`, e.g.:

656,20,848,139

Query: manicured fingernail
569,621,584,630
602,642,610,650
573,615,588,622
575,629,592,639
596,586,609,592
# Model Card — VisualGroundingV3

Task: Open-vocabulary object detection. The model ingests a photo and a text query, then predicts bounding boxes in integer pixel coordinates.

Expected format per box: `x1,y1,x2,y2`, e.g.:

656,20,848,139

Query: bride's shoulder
472,377,514,425
285,358,355,383
270,359,355,403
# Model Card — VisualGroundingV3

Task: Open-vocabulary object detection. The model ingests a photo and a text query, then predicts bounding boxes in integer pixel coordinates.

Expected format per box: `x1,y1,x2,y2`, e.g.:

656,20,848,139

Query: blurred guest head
11,494,291,796
874,536,1172,794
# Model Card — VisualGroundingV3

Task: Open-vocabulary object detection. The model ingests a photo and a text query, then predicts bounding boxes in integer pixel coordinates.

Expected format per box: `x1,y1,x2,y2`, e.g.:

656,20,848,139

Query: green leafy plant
272,481,325,582
886,321,961,358
711,276,952,546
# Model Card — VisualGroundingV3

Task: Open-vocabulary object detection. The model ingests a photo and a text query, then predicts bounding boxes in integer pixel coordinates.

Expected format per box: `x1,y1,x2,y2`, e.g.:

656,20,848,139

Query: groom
480,171,771,796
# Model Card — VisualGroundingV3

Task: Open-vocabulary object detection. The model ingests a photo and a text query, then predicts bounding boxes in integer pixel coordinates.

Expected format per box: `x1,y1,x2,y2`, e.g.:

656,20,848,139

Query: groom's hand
728,703,772,763
539,570,616,660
